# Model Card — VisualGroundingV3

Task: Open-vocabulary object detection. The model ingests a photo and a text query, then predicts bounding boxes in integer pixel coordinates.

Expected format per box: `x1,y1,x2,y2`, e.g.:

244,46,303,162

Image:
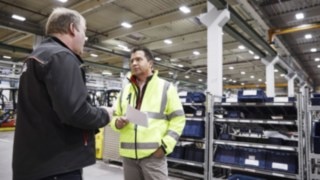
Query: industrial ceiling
0,0,319,92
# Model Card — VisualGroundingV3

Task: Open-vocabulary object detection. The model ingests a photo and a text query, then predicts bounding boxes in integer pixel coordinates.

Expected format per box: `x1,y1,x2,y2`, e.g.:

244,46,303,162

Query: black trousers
40,169,82,180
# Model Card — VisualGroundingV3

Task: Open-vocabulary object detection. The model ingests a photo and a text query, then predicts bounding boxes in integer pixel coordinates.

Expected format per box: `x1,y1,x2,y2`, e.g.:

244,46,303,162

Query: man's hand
115,117,129,129
152,146,165,158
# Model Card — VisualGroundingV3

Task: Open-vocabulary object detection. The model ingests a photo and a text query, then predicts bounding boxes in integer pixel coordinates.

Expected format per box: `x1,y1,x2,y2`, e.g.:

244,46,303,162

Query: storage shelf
167,158,204,167
309,153,320,159
168,168,204,179
215,102,295,107
183,102,205,106
186,117,205,121
179,137,205,143
309,106,320,111
212,162,298,179
214,140,297,151
215,118,296,125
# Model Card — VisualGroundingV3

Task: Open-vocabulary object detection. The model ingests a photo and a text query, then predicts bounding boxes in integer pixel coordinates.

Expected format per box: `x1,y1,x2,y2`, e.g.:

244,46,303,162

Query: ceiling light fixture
90,53,98,57
178,64,184,68
229,66,234,70
193,51,200,55
196,69,202,73
198,79,203,82
315,58,320,62
318,65,320,68
57,0,68,2
249,50,254,55
254,55,260,60
311,48,317,52
12,14,26,21
250,75,255,79
3,55,12,59
258,79,262,82
168,71,174,75
164,39,172,44
305,34,312,39
154,57,161,61
274,69,279,72
238,45,245,50
295,13,304,20
241,83,245,86
179,6,191,14
121,22,132,28
185,75,190,79
241,71,246,75
102,71,112,75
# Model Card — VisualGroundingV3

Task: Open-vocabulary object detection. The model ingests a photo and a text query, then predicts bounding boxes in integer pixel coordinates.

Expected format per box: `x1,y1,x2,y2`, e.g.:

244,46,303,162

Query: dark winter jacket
12,37,110,180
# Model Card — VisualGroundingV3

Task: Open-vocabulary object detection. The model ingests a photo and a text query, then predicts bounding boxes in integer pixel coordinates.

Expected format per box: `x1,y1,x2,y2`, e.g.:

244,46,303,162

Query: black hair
131,47,154,61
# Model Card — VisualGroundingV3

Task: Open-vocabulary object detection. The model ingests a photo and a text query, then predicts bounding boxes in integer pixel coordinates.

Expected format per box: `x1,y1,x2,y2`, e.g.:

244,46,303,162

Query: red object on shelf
1,119,16,127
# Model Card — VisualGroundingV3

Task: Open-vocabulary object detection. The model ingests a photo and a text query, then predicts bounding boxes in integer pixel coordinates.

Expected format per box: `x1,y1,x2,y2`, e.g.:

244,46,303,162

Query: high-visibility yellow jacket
110,71,186,159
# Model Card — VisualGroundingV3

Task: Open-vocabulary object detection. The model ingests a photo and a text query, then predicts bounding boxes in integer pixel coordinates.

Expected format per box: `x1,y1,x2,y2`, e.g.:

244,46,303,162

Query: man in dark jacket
12,7,112,180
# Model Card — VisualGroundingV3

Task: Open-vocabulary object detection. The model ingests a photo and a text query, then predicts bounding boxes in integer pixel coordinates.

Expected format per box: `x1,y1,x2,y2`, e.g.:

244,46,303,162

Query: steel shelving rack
211,95,305,179
168,94,212,180
306,91,320,180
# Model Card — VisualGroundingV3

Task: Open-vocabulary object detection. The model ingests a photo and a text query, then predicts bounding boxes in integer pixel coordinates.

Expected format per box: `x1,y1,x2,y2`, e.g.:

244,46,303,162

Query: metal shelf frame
306,89,320,180
212,95,305,179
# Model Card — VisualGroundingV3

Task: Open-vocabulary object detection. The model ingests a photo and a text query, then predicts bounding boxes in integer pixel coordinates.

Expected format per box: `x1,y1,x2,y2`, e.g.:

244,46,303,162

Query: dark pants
40,169,82,180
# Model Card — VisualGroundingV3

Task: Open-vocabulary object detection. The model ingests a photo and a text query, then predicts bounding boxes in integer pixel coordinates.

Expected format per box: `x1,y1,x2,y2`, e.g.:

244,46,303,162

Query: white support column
200,2,230,102
121,58,130,89
288,74,297,97
263,56,279,98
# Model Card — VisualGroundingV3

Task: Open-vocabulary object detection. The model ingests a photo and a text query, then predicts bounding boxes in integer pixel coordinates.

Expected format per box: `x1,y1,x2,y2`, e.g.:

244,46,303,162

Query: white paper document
126,105,149,127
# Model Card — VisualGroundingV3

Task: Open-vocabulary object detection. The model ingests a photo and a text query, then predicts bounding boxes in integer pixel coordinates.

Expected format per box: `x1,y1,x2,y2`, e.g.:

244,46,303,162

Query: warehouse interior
1,0,320,179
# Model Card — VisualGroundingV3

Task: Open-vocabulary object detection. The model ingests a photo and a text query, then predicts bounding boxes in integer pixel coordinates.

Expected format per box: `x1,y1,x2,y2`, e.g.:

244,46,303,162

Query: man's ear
69,23,76,36
149,60,154,69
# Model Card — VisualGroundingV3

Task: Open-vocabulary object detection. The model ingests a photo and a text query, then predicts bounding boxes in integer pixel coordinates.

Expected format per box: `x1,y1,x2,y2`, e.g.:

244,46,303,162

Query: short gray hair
45,7,85,35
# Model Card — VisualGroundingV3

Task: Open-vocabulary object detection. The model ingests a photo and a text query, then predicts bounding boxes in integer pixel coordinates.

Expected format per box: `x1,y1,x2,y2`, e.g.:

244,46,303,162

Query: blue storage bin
184,146,204,162
313,93,320,98
214,146,239,165
190,92,206,103
182,120,205,138
238,89,266,102
227,110,243,118
239,148,266,169
313,122,320,153
168,146,185,159
265,150,297,173
311,97,320,105
228,174,266,180
267,137,283,145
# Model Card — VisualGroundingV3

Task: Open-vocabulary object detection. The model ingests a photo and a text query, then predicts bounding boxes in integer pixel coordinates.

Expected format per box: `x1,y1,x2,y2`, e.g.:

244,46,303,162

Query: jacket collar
127,70,158,85
50,36,84,64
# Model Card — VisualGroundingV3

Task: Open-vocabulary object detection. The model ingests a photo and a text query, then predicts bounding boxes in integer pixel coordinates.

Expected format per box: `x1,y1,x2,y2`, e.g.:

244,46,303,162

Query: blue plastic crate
168,146,185,159
313,122,320,153
182,120,205,138
184,146,204,162
239,148,266,169
189,92,206,103
311,97,320,105
228,174,266,180
265,150,298,173
238,89,266,102
214,146,239,165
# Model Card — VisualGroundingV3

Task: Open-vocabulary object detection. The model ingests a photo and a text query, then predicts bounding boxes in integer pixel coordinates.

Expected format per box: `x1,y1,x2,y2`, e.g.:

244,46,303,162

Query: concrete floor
0,131,183,180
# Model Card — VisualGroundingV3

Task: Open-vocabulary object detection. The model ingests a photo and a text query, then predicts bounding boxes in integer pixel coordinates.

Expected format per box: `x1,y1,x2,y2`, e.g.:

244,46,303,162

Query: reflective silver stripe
160,81,170,114
146,112,167,120
167,130,180,142
121,142,159,149
167,110,185,120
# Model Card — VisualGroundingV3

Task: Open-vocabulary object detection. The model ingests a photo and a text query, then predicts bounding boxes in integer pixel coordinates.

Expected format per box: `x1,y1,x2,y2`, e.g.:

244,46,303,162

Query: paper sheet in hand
126,105,149,127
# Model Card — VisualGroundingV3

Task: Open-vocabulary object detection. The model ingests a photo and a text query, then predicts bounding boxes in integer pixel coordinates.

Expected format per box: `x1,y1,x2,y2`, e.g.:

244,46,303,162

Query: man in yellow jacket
111,47,186,180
